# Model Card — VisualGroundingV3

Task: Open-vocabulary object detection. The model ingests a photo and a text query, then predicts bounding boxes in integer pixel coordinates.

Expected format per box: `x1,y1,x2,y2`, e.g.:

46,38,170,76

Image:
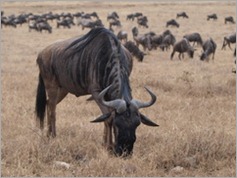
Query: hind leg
45,80,68,137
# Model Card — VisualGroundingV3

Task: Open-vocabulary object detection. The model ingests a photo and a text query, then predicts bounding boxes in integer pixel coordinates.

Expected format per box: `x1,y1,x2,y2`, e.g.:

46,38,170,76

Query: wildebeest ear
140,113,159,127
90,113,111,123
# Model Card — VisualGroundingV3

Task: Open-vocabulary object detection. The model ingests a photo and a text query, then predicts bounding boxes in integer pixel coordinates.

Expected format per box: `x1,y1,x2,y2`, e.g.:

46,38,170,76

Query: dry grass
1,1,236,177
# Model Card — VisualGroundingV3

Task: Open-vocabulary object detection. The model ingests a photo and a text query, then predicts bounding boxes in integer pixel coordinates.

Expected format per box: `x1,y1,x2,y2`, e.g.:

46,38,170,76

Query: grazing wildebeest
28,21,38,32
78,18,103,30
170,38,195,60
166,19,179,28
56,19,71,29
207,13,217,20
176,12,189,19
117,30,128,43
160,33,176,51
109,19,121,28
132,27,152,51
107,12,119,21
124,41,145,62
183,32,203,46
35,27,158,157
225,16,235,24
36,21,52,33
221,33,236,50
137,16,148,28
126,14,135,21
200,38,217,61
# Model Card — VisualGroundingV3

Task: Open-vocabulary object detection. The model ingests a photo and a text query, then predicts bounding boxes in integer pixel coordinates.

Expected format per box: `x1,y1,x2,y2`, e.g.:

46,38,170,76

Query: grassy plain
1,0,236,177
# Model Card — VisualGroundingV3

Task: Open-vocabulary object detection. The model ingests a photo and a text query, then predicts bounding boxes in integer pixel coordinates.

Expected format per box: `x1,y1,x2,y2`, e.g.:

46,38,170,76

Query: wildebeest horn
130,87,156,109
140,113,159,127
99,85,127,113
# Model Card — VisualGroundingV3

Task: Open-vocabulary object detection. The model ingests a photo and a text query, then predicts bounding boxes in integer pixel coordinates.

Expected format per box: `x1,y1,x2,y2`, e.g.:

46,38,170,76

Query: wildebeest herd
2,8,236,157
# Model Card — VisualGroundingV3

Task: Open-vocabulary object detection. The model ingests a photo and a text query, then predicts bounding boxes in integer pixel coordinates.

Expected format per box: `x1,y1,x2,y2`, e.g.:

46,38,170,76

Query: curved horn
99,85,127,113
130,87,156,110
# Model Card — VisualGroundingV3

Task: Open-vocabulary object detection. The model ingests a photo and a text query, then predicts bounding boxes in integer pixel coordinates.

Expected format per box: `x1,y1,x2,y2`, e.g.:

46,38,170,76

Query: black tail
35,74,47,129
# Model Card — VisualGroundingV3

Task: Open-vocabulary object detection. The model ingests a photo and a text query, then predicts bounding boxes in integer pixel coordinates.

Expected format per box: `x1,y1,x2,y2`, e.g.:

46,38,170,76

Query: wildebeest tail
35,73,46,129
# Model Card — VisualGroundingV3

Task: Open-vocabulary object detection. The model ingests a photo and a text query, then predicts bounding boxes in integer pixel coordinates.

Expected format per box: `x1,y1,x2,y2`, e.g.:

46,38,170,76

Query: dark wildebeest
166,19,179,28
200,38,217,61
132,27,152,51
124,40,145,62
36,21,52,33
126,14,135,21
107,12,119,21
28,21,38,32
176,12,189,19
225,16,235,24
56,19,71,29
183,32,203,46
137,16,148,28
160,33,176,51
117,30,128,43
221,33,236,50
78,18,103,30
35,27,158,157
109,19,121,28
170,38,195,60
207,13,217,20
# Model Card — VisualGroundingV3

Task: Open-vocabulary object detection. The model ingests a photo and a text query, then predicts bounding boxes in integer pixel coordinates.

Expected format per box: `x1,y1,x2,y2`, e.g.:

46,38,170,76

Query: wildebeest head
91,85,158,157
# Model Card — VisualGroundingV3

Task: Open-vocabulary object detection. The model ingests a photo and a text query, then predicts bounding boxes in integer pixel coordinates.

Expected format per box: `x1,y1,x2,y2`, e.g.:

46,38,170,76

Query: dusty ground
1,0,236,177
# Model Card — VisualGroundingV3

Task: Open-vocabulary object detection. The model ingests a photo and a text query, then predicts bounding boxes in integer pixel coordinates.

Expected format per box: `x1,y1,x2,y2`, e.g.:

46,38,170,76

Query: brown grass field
1,0,236,177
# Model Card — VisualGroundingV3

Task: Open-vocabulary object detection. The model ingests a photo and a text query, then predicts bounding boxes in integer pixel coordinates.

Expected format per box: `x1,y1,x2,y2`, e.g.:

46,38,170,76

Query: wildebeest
183,32,203,46
166,19,179,28
35,27,158,157
160,33,176,51
117,30,128,43
176,12,189,19
77,18,103,30
137,16,148,28
124,41,145,62
221,33,236,50
200,38,217,61
132,27,152,51
207,13,217,20
56,19,71,29
36,21,52,33
109,19,121,29
170,38,195,60
107,12,119,21
225,16,235,24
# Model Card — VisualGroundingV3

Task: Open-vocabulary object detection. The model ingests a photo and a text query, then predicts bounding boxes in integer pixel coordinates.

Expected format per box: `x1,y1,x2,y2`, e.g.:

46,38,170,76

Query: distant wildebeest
77,18,103,30
176,12,189,19
160,33,176,51
200,38,217,61
132,27,152,51
117,30,128,42
166,19,179,28
124,41,145,62
225,16,235,24
28,21,38,32
35,27,158,157
109,19,121,29
36,21,52,33
221,33,236,50
126,14,135,21
107,11,119,21
232,48,236,73
183,32,203,46
170,38,195,60
137,16,148,28
56,19,71,29
207,13,217,20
